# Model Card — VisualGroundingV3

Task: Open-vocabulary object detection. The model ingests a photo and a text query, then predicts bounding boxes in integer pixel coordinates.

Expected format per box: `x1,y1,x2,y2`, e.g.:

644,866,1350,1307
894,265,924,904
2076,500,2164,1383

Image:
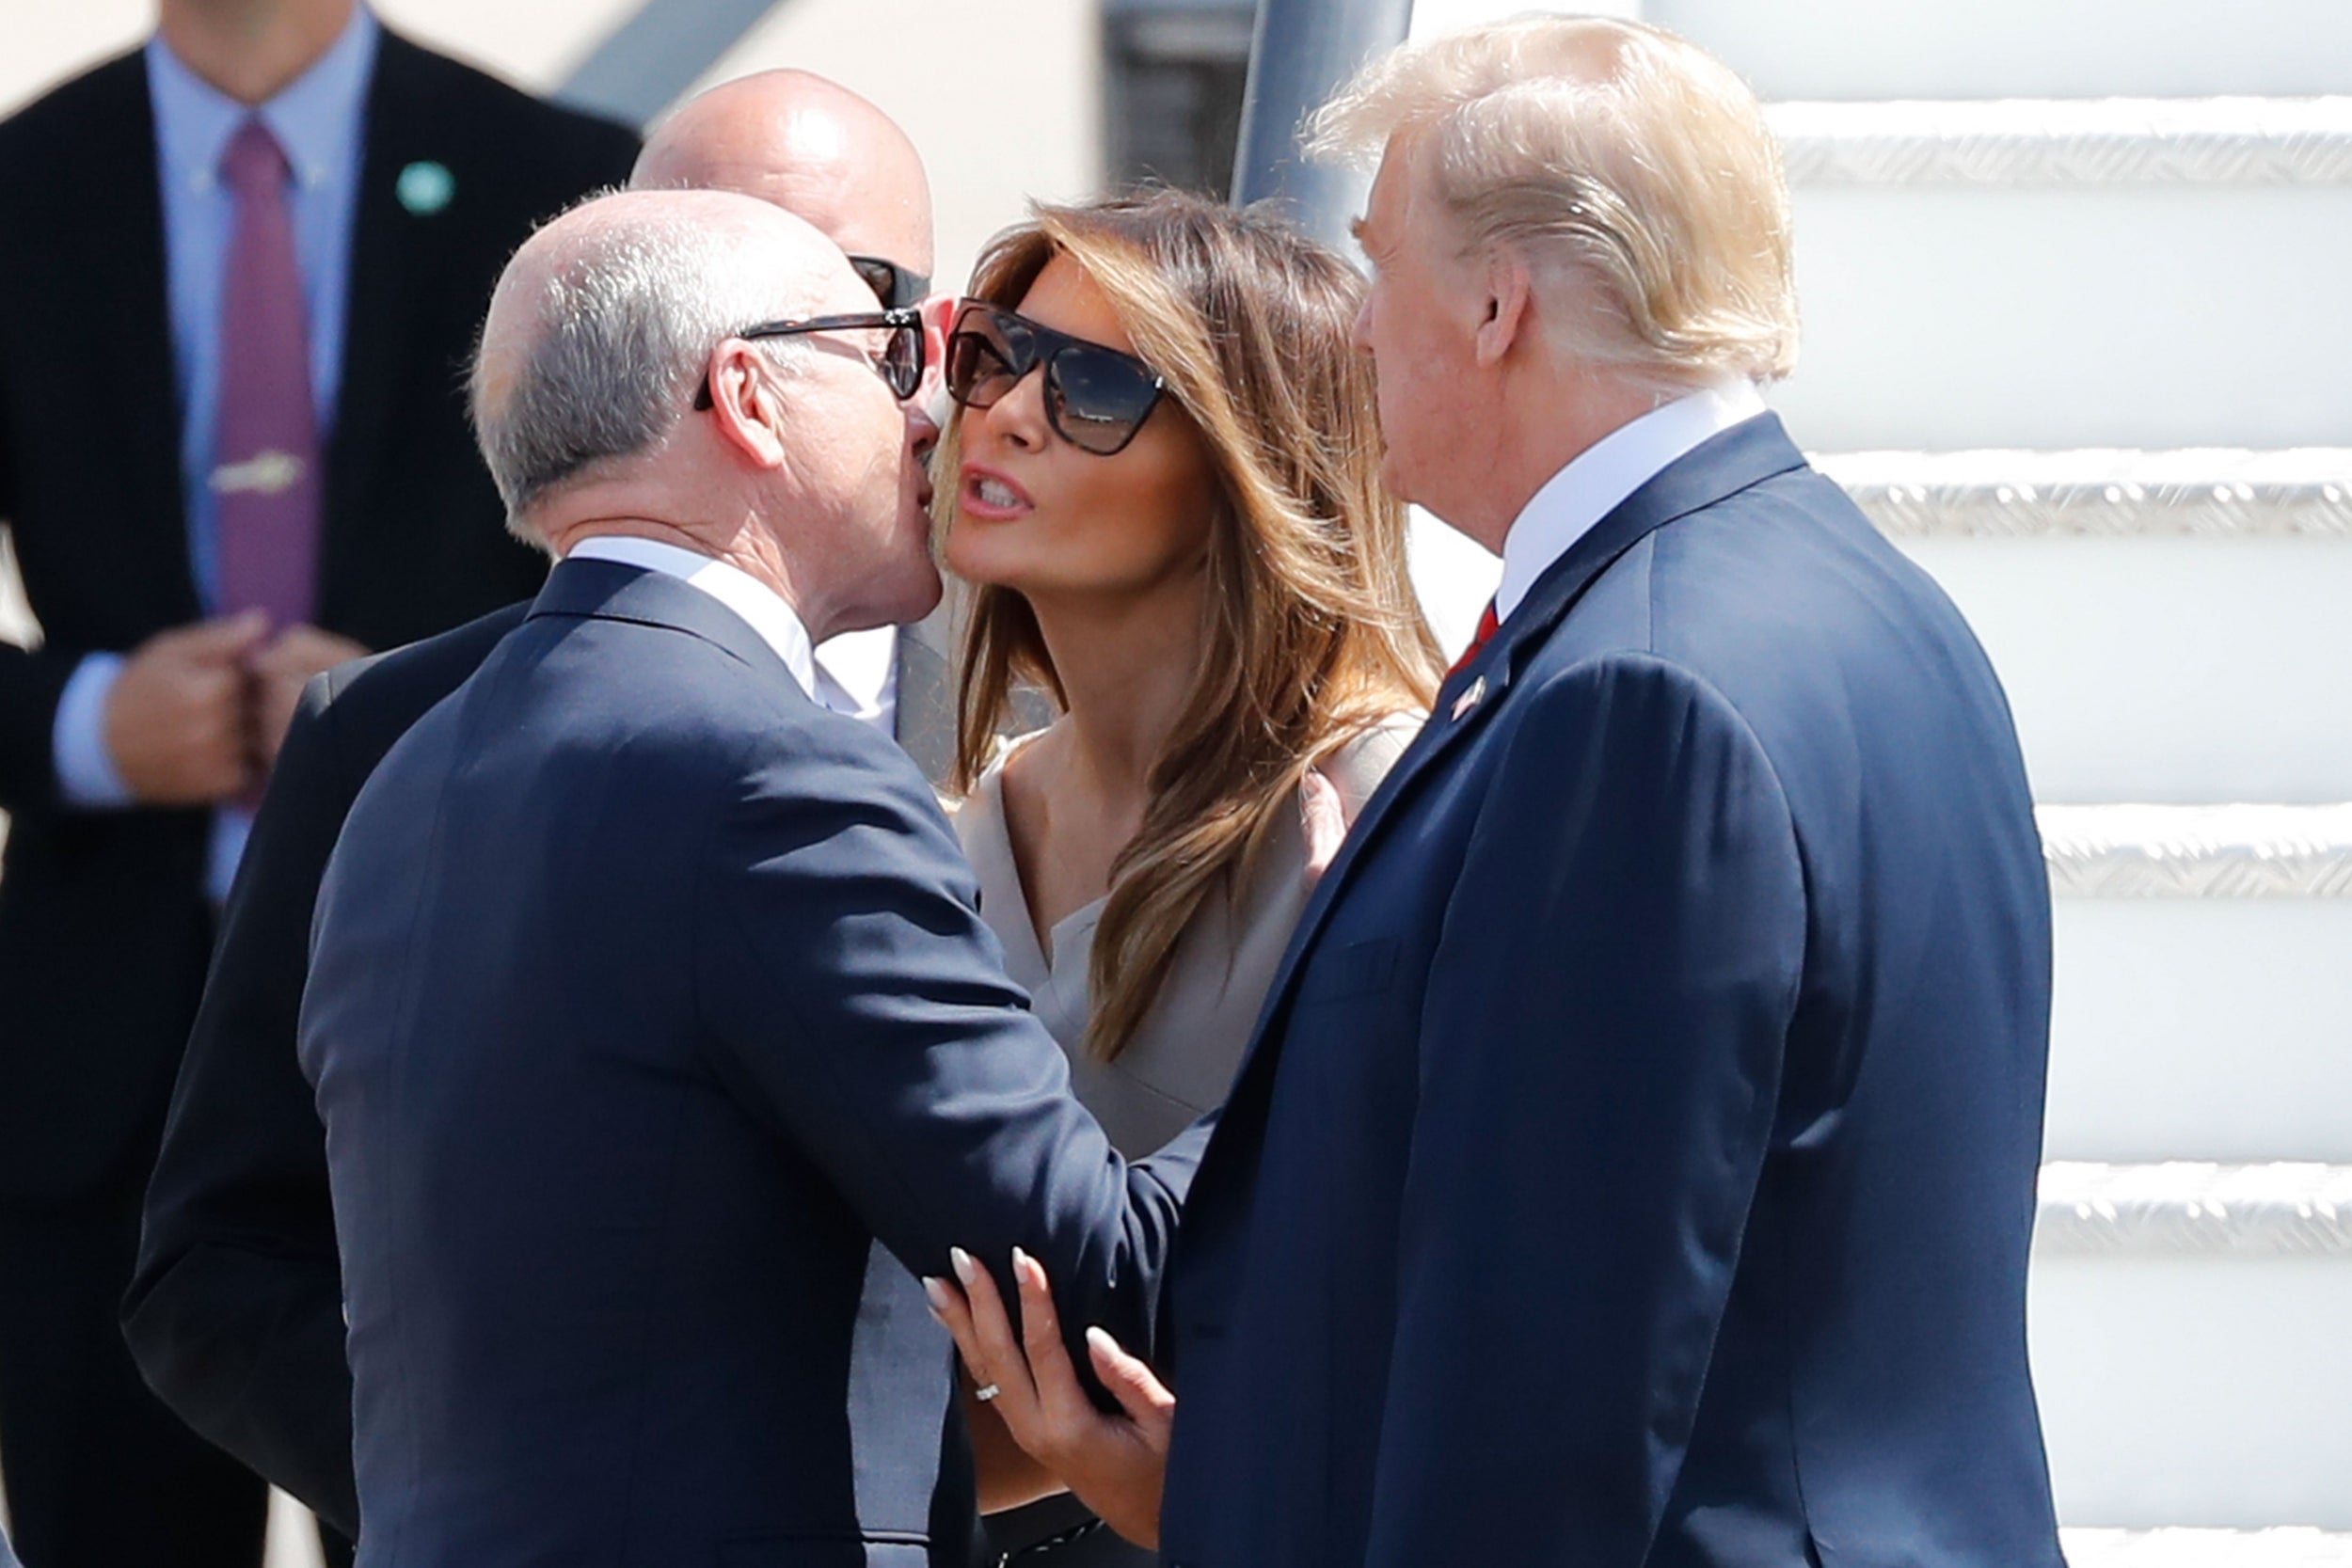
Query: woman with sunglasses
934,188,1441,1561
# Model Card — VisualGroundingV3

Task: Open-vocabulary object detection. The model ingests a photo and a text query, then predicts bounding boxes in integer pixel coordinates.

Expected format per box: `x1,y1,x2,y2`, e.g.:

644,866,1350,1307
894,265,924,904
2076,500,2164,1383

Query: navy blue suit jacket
302,561,1193,1565
1159,416,2062,1568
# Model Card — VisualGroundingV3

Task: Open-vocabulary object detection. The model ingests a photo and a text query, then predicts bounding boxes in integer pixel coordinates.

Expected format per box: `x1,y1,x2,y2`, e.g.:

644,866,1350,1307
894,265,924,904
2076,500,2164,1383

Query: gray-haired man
304,188,1192,1566
126,71,959,1548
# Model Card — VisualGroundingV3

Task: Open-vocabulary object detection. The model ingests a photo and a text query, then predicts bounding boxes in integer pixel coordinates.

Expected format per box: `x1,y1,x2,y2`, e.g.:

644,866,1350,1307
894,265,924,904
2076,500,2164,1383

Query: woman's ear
1471,248,1534,370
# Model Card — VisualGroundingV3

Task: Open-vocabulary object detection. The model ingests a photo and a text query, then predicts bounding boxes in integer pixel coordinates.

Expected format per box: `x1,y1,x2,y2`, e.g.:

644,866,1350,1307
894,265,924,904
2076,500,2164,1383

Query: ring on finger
974,1382,1002,1402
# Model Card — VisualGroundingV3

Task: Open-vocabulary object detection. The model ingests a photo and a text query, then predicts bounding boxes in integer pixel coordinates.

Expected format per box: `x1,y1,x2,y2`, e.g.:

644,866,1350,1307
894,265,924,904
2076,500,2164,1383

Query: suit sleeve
696,714,1192,1386
125,670,360,1540
0,641,79,813
0,285,75,813
0,375,82,810
1362,655,1805,1568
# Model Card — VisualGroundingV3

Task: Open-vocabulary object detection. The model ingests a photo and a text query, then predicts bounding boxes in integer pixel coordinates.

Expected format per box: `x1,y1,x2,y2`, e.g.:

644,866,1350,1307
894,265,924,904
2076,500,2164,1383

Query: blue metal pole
1229,0,1415,250
557,0,781,128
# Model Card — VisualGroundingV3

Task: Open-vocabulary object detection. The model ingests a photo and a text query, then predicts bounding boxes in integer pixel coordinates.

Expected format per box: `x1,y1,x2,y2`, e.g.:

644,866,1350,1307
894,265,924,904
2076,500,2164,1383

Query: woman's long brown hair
940,188,1442,1063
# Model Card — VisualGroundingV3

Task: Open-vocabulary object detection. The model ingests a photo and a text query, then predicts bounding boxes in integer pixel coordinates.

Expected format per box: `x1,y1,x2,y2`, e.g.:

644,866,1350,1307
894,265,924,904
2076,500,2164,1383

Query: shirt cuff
51,653,135,807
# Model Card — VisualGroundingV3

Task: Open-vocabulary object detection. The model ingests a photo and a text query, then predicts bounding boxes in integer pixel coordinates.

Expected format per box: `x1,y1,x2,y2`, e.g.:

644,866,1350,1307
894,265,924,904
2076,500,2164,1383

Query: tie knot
219,118,291,193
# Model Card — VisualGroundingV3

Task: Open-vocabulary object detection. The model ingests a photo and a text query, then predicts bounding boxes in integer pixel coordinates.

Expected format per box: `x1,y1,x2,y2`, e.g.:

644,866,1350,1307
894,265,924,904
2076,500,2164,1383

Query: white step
2037,1163,2352,1257
2037,807,2352,1163
2063,1529,2352,1567
2046,898,2352,1162
1756,100,2352,451
1648,0,2352,102
2041,804,2352,898
1825,452,2352,803
1820,449,2352,539
1768,98,2352,187
1892,533,2352,801
1415,477,2352,803
2028,1168,2352,1527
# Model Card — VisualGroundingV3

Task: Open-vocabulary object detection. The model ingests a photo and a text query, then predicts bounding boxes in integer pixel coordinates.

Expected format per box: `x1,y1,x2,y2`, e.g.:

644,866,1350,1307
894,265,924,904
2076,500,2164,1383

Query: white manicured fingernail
950,1247,977,1286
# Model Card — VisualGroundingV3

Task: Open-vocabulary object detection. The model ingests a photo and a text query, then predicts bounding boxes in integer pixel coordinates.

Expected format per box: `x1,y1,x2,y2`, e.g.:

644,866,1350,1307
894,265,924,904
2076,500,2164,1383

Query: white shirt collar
1494,376,1767,622
565,536,822,705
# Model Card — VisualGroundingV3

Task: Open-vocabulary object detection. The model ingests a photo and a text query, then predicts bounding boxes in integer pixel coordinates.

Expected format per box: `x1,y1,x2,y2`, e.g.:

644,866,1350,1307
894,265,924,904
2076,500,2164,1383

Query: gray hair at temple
469,196,812,538
1308,15,1799,389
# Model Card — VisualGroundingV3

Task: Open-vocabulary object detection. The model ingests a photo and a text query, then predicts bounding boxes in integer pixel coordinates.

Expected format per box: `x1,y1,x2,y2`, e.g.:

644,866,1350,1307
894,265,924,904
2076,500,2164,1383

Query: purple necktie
213,118,321,630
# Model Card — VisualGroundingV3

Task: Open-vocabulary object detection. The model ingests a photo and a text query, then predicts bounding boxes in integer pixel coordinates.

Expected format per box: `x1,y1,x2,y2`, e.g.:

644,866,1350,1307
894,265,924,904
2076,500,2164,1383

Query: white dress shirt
1493,375,1767,624
564,536,898,735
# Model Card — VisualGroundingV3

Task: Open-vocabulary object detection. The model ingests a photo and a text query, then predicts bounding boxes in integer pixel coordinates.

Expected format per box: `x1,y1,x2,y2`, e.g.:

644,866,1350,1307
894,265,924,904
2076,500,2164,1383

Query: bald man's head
472,188,870,529
633,71,933,284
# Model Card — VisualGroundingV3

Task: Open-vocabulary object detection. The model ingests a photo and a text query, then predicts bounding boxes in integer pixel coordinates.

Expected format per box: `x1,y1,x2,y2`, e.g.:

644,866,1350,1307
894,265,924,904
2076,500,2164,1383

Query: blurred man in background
0,0,635,1559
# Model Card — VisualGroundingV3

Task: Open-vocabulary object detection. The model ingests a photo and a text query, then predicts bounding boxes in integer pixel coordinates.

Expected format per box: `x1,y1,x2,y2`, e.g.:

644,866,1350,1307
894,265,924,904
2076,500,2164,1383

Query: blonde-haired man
930,17,2064,1568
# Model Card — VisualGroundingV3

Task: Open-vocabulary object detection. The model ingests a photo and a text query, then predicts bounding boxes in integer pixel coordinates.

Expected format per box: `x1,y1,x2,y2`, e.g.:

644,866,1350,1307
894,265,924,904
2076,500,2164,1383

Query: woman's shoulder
1314,709,1424,822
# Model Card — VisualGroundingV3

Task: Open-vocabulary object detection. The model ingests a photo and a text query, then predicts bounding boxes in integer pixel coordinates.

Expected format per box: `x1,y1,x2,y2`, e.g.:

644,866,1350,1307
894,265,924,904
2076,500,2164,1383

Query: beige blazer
954,717,1418,1157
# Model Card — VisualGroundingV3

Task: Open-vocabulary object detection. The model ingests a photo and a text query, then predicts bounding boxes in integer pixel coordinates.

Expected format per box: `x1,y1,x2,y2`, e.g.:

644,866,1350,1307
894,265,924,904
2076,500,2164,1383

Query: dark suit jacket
126,602,525,1536
127,608,959,1534
0,35,636,1200
1158,416,2064,1568
301,560,1191,1563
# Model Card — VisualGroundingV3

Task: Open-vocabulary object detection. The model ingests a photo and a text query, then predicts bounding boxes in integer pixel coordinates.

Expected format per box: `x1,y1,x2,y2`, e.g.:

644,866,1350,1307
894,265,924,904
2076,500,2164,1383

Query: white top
1494,376,1767,623
954,717,1419,1157
564,535,896,728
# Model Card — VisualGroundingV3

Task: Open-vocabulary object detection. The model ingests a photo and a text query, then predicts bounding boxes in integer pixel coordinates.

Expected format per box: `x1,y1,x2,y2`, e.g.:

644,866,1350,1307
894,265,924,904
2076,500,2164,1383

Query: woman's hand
925,1247,1175,1550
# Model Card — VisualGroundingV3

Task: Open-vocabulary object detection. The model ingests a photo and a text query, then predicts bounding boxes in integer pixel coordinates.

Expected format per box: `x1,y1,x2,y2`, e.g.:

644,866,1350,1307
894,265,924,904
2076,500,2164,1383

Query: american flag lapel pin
1451,675,1486,721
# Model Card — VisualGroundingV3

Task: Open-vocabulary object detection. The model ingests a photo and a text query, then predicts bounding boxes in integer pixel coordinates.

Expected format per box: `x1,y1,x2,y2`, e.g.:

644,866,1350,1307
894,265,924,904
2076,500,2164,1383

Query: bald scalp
471,189,870,530
633,70,933,277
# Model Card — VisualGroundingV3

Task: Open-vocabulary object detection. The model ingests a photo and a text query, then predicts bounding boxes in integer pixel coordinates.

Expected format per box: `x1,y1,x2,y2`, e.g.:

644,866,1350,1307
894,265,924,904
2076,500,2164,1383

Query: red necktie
213,119,322,631
1447,599,1500,681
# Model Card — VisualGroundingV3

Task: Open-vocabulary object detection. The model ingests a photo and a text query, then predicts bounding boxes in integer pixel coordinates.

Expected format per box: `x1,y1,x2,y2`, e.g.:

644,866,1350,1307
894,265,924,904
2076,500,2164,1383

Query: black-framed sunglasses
692,307,926,409
944,300,1167,456
847,254,930,310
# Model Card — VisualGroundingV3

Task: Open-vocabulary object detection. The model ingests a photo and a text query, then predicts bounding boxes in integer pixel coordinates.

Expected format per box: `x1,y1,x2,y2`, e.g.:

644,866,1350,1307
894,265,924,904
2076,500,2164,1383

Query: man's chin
892,562,945,626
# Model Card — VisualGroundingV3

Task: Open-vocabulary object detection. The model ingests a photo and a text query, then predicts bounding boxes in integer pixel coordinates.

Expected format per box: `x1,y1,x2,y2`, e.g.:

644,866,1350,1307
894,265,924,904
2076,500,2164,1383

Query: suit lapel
1224,414,1811,1101
319,33,453,610
75,55,203,622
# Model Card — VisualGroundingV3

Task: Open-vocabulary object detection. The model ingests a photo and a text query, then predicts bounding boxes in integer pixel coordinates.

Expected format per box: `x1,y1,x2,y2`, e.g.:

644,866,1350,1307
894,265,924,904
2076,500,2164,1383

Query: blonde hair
941,189,1441,1062
1308,14,1798,388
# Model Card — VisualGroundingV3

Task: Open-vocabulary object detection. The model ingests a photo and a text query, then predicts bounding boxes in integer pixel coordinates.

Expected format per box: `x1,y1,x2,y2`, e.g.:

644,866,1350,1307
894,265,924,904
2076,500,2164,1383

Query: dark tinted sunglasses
945,300,1167,456
848,254,930,310
692,307,926,409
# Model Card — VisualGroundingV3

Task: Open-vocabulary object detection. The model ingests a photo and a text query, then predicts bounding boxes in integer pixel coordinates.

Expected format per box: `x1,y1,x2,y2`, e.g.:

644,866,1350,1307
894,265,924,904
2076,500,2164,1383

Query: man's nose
906,399,941,463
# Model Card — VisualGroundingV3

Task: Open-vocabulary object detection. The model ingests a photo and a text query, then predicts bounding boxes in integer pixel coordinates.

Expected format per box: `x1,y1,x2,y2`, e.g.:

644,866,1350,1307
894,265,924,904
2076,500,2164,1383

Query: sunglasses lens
883,325,922,399
946,323,1022,408
850,258,898,309
1047,347,1161,454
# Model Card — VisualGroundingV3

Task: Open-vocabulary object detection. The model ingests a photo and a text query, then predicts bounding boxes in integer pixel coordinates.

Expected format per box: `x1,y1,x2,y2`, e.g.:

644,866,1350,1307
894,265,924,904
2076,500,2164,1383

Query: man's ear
704,341,789,468
1471,247,1534,371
